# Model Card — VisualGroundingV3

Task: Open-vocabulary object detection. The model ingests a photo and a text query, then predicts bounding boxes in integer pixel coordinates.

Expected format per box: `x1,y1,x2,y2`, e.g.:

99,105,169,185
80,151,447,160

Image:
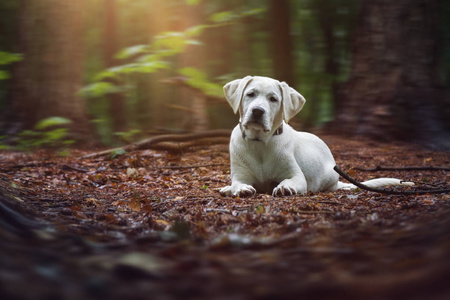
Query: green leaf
18,130,39,137
58,149,71,156
209,11,236,23
200,185,209,190
178,67,206,79
45,128,68,140
34,117,72,130
186,39,203,46
78,82,121,98
111,148,127,159
186,0,200,5
255,204,265,214
242,8,266,17
63,140,75,145
178,67,223,97
134,61,171,73
185,24,211,36
153,32,189,53
0,52,23,65
115,45,149,59
0,70,10,80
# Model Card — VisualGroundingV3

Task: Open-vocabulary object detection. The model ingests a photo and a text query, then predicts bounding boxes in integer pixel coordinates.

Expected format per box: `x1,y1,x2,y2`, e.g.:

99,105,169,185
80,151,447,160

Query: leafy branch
0,117,75,151
78,8,265,99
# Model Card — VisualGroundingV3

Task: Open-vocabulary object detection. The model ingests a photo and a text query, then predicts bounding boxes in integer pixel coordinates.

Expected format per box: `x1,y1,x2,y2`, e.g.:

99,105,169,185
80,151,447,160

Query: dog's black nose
252,107,265,118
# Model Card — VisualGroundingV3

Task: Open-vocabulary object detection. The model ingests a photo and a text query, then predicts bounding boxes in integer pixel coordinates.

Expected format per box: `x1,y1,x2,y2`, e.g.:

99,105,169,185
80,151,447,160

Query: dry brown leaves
0,135,449,299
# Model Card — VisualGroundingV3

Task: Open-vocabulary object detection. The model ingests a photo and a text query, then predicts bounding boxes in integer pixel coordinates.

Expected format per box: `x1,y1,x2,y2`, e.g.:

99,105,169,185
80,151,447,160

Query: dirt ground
0,135,449,300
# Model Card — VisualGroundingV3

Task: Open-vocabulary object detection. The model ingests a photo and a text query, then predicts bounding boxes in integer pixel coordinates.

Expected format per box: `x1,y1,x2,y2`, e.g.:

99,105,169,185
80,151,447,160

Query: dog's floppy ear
223,76,253,114
280,82,306,122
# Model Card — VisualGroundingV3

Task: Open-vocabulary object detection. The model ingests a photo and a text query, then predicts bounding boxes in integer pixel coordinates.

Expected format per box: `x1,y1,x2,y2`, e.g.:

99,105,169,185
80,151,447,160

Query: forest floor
0,134,449,300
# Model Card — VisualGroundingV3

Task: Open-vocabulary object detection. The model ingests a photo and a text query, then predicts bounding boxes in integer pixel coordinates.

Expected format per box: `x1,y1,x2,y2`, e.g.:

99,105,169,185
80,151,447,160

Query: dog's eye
269,96,278,102
247,92,255,98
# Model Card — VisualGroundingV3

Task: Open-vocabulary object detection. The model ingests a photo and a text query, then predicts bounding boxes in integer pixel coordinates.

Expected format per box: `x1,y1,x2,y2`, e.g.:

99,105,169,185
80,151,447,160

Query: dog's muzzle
239,122,283,141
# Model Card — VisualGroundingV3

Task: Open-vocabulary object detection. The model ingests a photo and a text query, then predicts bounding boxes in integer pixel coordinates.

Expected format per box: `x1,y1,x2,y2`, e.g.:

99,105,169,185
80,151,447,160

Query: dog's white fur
220,76,412,197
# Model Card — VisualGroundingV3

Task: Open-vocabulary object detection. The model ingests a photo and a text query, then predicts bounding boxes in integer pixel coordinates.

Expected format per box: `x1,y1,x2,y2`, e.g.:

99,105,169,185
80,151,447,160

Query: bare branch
334,165,450,195
81,130,231,159
354,166,450,172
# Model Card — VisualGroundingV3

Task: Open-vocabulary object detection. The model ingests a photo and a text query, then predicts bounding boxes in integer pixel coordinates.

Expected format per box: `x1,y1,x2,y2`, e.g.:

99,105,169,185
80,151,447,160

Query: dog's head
224,76,305,142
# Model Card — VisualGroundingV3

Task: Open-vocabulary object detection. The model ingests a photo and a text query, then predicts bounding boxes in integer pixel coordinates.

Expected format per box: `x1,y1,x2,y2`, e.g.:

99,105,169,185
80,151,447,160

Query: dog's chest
241,143,290,182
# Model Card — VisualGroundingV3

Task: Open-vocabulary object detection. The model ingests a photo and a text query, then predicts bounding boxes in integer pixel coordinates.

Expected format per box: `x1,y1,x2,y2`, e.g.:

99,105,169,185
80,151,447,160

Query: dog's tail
337,178,414,190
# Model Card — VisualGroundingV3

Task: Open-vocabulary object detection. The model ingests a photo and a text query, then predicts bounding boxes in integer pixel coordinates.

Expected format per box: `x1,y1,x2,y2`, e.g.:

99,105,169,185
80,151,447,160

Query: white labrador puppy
220,76,411,197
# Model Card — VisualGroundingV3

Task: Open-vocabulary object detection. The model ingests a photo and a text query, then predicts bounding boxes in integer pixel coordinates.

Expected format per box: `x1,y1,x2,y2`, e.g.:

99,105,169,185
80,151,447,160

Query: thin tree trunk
270,0,295,87
4,0,91,141
176,3,208,132
103,0,127,134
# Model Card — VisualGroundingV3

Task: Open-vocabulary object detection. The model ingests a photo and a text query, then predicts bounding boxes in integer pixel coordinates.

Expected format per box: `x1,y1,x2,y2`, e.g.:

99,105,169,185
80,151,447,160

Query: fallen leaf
127,167,139,179
255,204,265,214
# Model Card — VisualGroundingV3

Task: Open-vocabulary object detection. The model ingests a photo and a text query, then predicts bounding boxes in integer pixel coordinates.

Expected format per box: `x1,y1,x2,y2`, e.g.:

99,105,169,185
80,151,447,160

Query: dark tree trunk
3,0,91,141
103,0,127,134
333,0,450,149
270,0,296,87
315,0,340,112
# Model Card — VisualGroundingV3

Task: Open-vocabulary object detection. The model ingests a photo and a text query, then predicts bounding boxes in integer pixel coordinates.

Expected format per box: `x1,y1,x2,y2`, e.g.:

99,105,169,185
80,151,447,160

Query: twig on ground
354,166,450,172
158,163,228,170
296,211,335,214
204,208,232,214
61,164,89,173
334,165,450,195
81,130,231,159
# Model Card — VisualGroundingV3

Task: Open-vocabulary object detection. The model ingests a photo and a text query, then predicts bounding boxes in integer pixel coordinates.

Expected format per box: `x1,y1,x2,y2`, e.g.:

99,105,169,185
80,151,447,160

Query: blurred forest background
0,0,449,149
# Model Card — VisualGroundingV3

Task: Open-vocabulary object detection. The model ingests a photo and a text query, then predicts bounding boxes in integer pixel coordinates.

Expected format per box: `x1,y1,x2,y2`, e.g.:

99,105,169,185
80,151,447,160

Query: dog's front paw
272,180,305,196
234,184,256,197
220,186,232,196
220,184,256,197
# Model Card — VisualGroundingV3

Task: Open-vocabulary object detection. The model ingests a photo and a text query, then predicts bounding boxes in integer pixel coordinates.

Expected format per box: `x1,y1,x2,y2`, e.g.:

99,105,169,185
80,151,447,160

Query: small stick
80,130,231,159
354,166,450,172
158,163,228,170
334,165,450,195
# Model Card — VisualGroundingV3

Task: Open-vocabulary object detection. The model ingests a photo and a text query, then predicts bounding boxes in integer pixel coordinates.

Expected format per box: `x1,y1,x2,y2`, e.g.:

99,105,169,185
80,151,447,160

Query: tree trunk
270,0,295,87
3,0,91,141
103,0,127,135
176,3,208,132
333,0,449,149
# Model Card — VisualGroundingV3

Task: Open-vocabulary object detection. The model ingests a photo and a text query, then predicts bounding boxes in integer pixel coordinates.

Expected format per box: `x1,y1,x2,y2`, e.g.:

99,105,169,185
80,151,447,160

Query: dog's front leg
272,173,307,196
220,164,257,197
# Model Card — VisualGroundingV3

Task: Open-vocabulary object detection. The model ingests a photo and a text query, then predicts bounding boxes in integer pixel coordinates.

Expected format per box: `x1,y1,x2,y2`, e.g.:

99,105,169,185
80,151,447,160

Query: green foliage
80,3,266,145
0,51,22,65
15,117,74,150
111,148,127,159
255,204,265,214
290,0,358,126
81,6,264,100
114,129,142,144
209,8,265,23
0,135,11,150
178,67,223,97
79,82,125,98
34,117,72,130
185,0,201,5
0,51,22,80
